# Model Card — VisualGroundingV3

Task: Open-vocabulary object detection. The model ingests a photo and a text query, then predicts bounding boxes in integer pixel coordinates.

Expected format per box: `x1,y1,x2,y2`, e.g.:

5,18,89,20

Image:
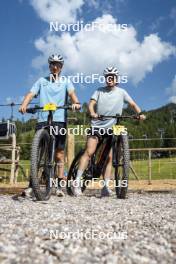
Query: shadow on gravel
10,188,175,203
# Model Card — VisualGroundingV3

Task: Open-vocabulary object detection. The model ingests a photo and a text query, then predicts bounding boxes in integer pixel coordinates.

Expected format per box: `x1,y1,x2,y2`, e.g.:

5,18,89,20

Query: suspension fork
43,133,55,185
89,154,96,178
47,111,55,166
112,135,121,167
48,133,56,168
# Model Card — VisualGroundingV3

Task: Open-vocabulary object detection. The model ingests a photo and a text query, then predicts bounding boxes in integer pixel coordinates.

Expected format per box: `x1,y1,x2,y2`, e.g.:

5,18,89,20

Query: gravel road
0,192,176,264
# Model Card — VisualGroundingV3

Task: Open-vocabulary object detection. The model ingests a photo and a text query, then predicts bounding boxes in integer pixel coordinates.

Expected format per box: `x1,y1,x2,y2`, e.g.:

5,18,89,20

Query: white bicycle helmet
48,54,64,65
103,66,119,76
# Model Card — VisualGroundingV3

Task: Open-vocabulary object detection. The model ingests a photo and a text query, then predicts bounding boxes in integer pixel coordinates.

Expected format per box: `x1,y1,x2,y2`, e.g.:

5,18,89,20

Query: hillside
123,103,176,148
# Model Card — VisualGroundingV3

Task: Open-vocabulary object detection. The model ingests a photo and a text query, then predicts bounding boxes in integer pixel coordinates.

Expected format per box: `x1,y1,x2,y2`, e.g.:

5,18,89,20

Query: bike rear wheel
66,149,93,196
114,135,130,199
30,129,52,200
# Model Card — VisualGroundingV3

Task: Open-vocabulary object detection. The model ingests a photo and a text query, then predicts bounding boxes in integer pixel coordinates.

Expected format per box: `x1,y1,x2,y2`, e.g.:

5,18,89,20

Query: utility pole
10,102,15,121
142,134,148,148
158,128,165,140
158,128,165,148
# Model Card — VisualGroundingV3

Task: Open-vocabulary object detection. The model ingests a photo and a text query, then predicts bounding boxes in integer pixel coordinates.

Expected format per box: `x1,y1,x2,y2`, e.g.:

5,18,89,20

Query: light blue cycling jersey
30,76,75,122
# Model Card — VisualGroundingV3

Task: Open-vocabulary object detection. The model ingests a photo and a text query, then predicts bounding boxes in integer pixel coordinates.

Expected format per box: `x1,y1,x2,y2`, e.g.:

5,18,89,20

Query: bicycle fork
112,136,120,167
48,135,56,177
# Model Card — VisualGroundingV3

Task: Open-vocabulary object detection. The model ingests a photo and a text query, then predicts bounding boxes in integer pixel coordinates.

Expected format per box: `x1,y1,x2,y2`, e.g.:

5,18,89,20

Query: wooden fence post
10,133,16,184
14,147,20,184
148,149,152,185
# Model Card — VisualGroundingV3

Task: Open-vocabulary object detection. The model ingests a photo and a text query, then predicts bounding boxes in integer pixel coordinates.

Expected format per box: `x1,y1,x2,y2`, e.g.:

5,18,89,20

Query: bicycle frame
94,136,113,177
28,107,63,174
90,116,130,179
26,104,73,167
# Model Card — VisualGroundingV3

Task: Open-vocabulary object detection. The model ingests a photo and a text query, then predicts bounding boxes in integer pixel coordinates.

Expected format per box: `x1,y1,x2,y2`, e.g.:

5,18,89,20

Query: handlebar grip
68,105,73,110
133,115,141,120
59,105,72,110
63,104,82,110
26,108,37,114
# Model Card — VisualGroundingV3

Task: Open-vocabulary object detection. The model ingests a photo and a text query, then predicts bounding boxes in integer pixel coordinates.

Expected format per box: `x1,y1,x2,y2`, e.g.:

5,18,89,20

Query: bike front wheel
114,135,130,199
66,149,93,196
30,129,52,200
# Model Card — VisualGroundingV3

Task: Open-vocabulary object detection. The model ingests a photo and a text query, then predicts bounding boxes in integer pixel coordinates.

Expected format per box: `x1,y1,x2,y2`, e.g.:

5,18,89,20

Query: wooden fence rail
1,135,176,184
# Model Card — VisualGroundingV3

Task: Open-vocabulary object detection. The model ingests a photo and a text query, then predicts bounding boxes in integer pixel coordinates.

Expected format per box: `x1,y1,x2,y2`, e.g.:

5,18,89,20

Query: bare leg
78,136,99,171
55,149,65,179
55,149,65,196
73,136,99,196
103,149,112,182
101,149,113,196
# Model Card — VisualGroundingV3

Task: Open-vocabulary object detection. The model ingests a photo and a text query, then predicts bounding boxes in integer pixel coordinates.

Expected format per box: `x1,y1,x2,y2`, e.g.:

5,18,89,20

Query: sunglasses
50,62,62,67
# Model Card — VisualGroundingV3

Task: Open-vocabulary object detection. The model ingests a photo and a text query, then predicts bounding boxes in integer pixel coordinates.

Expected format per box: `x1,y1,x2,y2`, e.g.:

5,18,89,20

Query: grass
0,157,176,184
130,158,176,180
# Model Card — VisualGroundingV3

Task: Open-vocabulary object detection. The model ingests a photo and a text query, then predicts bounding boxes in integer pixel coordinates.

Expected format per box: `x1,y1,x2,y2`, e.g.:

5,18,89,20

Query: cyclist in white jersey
73,67,146,197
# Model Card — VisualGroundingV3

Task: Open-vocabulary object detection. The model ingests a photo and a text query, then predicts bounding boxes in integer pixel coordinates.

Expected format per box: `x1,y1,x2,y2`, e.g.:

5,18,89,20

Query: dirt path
1,180,176,195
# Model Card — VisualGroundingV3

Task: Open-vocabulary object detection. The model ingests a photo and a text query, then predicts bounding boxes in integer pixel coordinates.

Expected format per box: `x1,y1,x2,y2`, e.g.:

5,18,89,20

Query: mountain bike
67,114,139,199
26,103,72,201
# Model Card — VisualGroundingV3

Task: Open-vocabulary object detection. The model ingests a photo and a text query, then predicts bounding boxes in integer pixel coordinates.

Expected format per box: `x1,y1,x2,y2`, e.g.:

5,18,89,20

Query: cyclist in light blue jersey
20,54,81,197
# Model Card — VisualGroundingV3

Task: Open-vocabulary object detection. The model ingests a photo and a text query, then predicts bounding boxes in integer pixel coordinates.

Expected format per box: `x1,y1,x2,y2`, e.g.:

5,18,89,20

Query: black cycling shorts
35,122,67,150
87,127,113,142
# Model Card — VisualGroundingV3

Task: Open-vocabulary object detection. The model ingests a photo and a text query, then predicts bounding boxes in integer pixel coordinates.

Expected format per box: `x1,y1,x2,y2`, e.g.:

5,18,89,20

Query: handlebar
26,104,74,114
92,114,142,120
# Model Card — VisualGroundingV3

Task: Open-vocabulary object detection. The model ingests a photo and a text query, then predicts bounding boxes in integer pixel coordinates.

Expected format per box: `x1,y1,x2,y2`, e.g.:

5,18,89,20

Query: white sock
76,169,83,182
104,178,110,189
